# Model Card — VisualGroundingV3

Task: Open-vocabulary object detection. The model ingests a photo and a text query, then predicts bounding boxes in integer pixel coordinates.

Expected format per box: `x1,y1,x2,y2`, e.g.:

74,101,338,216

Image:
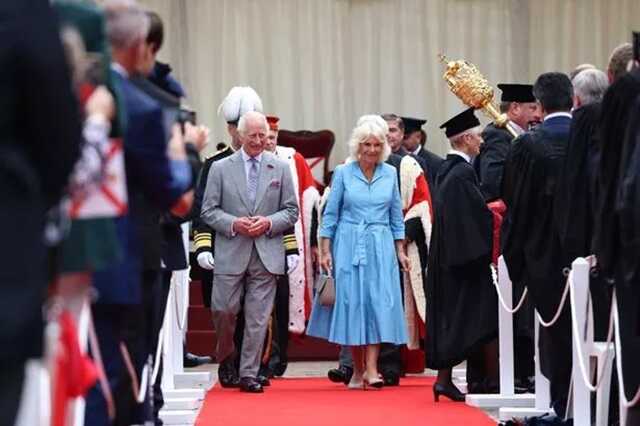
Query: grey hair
60,26,87,86
237,111,268,135
449,125,482,147
347,116,391,163
103,0,149,50
572,68,609,105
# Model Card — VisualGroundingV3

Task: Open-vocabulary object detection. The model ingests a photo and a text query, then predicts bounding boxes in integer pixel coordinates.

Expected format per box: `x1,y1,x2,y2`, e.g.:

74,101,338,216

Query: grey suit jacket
201,149,298,275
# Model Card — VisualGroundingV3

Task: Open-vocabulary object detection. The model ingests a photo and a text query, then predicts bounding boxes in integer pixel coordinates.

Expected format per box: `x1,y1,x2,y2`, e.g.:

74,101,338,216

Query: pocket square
269,179,281,188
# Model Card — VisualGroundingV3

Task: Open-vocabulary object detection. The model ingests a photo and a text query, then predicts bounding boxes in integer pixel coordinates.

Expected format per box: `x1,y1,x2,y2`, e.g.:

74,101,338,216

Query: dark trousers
85,304,138,426
149,271,172,425
0,362,25,426
267,275,290,372
378,344,402,376
85,271,162,426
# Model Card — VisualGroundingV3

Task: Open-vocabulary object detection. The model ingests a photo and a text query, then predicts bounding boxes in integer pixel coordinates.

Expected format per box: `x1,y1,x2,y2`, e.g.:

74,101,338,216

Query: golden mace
438,54,518,138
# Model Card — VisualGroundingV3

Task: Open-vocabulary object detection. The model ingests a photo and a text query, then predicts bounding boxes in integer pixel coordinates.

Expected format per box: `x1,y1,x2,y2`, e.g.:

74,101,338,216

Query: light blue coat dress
306,161,408,345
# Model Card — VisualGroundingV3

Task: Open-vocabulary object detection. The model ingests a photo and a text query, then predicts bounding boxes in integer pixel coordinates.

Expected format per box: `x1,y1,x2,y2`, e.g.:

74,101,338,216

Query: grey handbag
316,270,335,306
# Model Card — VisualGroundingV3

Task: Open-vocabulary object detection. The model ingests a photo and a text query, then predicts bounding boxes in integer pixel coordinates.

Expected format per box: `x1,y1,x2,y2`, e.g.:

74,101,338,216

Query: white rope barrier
490,264,529,314
568,269,615,392
612,289,640,408
536,273,571,328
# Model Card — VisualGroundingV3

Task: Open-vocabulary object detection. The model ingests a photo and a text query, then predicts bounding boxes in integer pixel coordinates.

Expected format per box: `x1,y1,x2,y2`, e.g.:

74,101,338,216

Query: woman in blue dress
307,116,410,389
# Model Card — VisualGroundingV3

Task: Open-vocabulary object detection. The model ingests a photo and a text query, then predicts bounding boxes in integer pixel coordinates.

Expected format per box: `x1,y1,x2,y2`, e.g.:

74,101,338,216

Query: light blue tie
247,157,259,206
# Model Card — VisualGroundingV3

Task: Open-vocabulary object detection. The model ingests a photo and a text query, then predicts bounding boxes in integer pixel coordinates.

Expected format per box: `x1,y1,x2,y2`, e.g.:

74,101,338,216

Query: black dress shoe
218,372,240,388
184,352,213,368
272,362,288,377
382,372,400,386
327,365,353,385
256,374,271,387
514,378,528,394
433,382,465,402
240,377,264,393
258,365,274,380
218,357,240,388
468,379,499,394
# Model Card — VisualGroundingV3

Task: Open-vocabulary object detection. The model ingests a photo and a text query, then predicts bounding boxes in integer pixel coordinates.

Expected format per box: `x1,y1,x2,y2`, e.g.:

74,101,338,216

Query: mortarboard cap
266,115,280,131
402,117,427,134
497,83,536,103
439,107,480,138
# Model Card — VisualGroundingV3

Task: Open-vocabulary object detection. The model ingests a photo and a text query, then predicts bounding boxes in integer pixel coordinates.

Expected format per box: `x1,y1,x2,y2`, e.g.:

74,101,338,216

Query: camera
177,108,197,133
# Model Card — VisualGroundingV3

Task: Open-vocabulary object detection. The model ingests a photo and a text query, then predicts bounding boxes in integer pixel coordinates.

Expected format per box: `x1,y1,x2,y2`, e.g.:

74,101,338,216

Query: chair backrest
278,129,335,187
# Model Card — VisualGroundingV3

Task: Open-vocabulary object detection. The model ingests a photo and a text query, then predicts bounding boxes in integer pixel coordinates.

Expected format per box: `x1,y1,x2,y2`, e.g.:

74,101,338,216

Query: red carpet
196,376,496,426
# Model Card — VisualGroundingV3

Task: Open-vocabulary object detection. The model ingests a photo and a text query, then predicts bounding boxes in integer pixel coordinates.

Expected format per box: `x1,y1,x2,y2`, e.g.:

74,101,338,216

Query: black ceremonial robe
501,115,572,415
553,102,612,341
613,91,640,406
593,69,640,277
415,146,444,197
475,123,513,202
424,154,497,369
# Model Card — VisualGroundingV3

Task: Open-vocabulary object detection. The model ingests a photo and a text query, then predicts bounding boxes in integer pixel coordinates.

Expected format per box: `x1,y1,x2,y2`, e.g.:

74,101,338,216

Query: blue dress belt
342,219,388,266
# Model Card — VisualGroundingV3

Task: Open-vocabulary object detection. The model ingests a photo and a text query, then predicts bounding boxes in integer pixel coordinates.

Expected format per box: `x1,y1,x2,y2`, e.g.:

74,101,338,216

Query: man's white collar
544,111,572,121
449,149,471,163
241,147,263,162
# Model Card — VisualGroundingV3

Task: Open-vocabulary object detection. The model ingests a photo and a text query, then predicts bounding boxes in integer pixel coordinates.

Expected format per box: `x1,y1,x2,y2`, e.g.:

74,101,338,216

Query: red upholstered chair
278,129,335,188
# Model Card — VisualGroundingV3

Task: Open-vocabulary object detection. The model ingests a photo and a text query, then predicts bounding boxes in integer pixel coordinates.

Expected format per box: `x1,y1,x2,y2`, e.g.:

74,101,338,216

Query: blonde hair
347,115,391,163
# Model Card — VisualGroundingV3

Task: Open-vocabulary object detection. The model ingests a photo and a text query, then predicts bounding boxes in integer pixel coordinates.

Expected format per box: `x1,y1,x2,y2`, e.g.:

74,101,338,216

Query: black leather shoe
240,377,264,393
258,365,274,380
382,372,400,386
184,352,213,368
327,365,353,385
218,372,240,388
272,362,288,377
433,382,465,402
256,374,271,387
218,357,240,388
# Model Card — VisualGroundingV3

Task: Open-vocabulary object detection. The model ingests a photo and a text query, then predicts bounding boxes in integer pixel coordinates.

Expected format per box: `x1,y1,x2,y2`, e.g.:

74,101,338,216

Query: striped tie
247,157,259,206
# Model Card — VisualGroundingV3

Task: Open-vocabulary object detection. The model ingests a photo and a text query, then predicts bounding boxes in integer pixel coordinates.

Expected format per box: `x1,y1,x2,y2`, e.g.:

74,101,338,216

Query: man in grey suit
201,111,298,393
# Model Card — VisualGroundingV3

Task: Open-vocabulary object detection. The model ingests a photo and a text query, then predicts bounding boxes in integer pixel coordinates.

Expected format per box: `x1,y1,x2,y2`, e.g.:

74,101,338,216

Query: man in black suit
87,1,193,424
0,0,81,422
472,84,541,393
502,72,574,418
402,116,444,194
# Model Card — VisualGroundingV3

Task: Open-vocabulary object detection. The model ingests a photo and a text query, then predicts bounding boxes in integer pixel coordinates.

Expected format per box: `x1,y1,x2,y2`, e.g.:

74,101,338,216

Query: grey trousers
211,247,277,378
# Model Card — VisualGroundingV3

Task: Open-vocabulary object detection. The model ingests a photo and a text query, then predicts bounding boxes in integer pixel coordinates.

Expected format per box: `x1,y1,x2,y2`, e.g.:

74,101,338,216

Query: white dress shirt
240,147,263,186
448,149,472,163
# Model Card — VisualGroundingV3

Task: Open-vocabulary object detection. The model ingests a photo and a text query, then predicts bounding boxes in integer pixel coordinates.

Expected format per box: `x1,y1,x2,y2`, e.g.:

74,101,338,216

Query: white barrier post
158,223,209,426
534,313,552,410
466,256,534,408
499,310,553,420
161,285,177,391
498,256,515,396
572,258,591,425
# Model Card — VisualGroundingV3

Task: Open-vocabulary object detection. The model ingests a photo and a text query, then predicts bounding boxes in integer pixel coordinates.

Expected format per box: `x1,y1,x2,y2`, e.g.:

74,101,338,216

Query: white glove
197,252,215,270
286,254,300,273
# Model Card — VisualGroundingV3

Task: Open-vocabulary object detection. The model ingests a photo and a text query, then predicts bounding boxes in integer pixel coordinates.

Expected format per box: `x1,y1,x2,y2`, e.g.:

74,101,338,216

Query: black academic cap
497,83,536,103
402,117,427,134
439,107,480,138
